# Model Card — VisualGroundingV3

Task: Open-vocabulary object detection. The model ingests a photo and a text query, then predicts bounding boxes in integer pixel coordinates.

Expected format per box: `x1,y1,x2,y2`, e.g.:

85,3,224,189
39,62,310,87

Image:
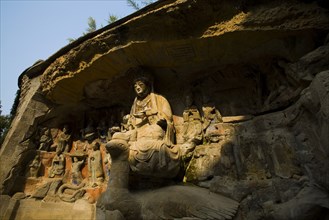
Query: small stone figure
181,94,203,156
82,119,96,141
88,142,104,187
29,155,41,178
202,103,223,143
57,125,71,153
97,121,108,143
38,128,53,151
73,139,88,153
48,148,65,178
71,157,84,185
121,114,132,132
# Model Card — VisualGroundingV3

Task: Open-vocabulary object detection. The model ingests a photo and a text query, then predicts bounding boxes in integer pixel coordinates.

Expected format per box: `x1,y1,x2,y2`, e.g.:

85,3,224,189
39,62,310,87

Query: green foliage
127,0,141,10
127,0,156,10
67,14,119,43
141,0,156,7
67,0,158,43
107,14,118,24
86,16,97,33
67,37,76,43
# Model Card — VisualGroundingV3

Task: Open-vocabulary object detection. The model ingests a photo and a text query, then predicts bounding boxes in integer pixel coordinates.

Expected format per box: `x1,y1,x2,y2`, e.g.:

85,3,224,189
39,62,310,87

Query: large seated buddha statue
107,69,180,178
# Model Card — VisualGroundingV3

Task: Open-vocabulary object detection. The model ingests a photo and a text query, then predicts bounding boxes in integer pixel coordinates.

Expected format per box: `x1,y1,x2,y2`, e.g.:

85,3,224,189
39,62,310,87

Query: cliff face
1,0,328,219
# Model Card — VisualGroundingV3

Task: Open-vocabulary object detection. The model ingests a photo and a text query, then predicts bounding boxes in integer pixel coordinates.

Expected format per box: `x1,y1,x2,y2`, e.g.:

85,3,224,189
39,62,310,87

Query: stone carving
81,119,96,141
31,181,52,199
29,155,41,178
1,1,328,219
73,139,88,153
130,73,175,144
48,148,65,178
88,142,104,187
38,128,53,151
57,125,71,153
180,93,203,156
109,70,180,178
202,100,223,143
97,133,239,219
58,182,86,203
71,157,84,185
121,114,131,132
97,120,107,143
104,153,112,178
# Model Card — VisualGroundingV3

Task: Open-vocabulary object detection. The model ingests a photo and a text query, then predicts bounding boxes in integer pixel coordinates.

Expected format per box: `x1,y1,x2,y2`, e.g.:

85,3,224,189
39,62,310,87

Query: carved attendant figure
49,147,65,178
88,142,104,187
202,100,223,143
29,155,41,178
71,157,84,185
58,125,71,152
181,93,203,155
38,128,53,151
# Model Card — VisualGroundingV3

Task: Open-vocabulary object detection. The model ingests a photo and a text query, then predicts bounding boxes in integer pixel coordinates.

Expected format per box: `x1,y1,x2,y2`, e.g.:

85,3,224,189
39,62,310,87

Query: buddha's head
133,69,153,98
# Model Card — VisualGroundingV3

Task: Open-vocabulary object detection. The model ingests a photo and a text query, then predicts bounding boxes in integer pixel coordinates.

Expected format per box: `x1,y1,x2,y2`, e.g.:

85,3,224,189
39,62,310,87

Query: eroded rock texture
0,0,328,219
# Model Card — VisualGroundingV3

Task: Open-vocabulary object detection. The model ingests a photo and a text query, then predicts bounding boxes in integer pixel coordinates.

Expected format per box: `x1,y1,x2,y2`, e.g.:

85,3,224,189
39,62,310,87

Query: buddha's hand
134,108,157,118
133,111,146,118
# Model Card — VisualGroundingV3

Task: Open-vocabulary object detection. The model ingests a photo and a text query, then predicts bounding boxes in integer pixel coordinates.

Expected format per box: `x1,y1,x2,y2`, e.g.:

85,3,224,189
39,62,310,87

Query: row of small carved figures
29,143,109,188
36,106,223,152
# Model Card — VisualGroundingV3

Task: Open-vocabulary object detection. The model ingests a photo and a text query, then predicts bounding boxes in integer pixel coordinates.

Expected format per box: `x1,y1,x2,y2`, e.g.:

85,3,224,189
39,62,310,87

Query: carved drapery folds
3,29,328,219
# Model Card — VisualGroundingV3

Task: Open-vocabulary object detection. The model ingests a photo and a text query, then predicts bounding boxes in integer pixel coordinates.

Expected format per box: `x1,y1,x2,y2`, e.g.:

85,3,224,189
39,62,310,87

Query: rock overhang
37,0,328,108
1,1,329,219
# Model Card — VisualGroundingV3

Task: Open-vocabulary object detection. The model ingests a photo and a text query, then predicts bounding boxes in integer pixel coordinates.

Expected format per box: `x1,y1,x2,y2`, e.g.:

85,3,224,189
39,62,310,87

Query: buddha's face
134,80,149,97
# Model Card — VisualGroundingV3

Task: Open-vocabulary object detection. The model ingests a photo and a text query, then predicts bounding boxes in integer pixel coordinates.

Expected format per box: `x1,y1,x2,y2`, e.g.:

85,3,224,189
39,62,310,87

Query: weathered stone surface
0,195,11,219
270,186,329,220
105,210,125,220
31,182,51,199
0,0,328,219
40,0,329,106
12,199,94,220
47,179,62,196
0,75,52,193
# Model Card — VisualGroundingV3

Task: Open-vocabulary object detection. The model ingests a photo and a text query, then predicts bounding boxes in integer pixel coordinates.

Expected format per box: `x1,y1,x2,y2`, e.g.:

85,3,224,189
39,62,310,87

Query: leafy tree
86,16,97,33
107,14,118,24
67,0,159,43
127,0,141,10
67,14,118,43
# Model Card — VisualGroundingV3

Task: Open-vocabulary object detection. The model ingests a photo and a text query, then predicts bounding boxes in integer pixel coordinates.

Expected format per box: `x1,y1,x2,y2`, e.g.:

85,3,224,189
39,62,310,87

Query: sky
0,0,136,115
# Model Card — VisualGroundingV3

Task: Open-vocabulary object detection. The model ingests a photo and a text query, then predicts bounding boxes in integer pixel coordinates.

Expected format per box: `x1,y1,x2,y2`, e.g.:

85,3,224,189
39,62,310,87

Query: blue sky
0,0,136,115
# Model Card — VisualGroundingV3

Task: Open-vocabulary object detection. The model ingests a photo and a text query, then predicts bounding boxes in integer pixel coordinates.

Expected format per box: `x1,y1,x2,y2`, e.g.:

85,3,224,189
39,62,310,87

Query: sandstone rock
0,0,328,219
31,182,51,199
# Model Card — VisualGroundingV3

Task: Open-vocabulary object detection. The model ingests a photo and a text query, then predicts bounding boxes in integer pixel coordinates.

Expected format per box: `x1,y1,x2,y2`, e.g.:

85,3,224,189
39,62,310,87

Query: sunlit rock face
1,0,328,219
